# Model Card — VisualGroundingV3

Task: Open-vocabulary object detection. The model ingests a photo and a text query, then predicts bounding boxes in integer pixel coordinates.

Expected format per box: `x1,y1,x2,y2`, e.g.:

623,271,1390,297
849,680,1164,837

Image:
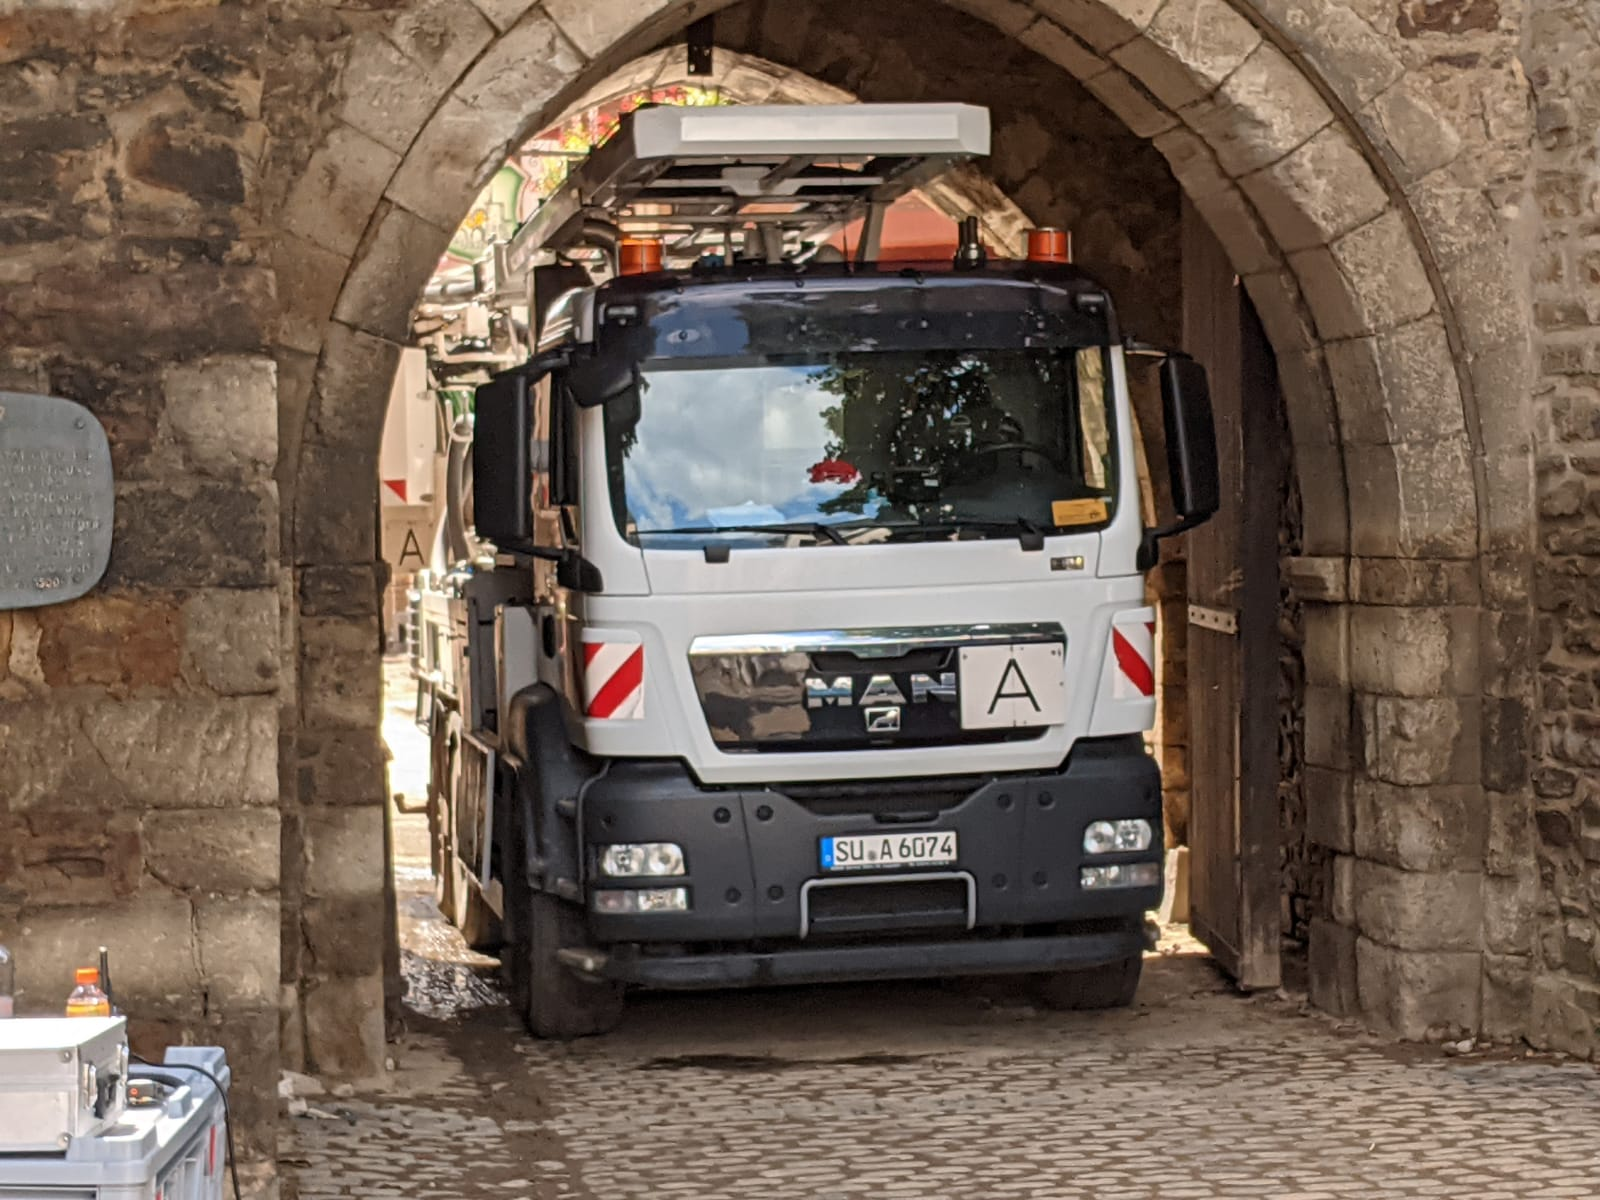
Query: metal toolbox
0,1017,129,1152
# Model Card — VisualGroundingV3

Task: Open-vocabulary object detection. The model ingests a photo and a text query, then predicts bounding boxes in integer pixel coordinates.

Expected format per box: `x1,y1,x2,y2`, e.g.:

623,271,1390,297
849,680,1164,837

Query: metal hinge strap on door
1187,604,1238,635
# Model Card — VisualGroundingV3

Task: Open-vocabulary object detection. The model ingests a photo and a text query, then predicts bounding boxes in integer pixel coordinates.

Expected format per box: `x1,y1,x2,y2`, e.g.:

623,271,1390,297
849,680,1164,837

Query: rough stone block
299,616,381,730
303,894,388,978
1110,0,1259,111
1352,859,1481,952
1300,604,1347,687
1303,686,1351,769
1366,75,1463,186
1344,439,1478,560
1529,974,1600,1059
106,480,278,589
303,971,387,1079
291,441,377,566
1332,211,1438,336
1016,17,1102,81
196,895,280,1008
1483,873,1540,956
34,594,182,690
1186,184,1277,276
303,805,387,901
1486,788,1533,877
1290,438,1350,556
298,565,381,619
281,121,400,257
1352,779,1484,873
468,0,537,32
1308,917,1358,1017
1349,558,1478,607
1323,316,1462,447
1082,66,1177,139
384,95,519,235
6,809,141,905
542,0,675,57
273,234,351,356
383,0,496,92
1358,694,1481,787
1481,698,1529,794
1356,937,1481,1039
182,588,279,696
1304,766,1353,852
160,357,278,478
1240,123,1388,254
15,898,200,1017
297,728,389,809
310,322,402,453
1294,4,1405,109
1481,953,1531,1041
1330,853,1357,927
81,696,277,809
145,808,280,894
1032,0,1163,52
336,32,442,156
1348,605,1477,698
205,1006,281,1162
332,201,451,343
1180,42,1331,178
1152,126,1231,199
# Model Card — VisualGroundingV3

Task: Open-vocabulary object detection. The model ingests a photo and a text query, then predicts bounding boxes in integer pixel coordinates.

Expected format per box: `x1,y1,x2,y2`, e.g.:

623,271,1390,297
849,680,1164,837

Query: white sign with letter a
957,642,1066,729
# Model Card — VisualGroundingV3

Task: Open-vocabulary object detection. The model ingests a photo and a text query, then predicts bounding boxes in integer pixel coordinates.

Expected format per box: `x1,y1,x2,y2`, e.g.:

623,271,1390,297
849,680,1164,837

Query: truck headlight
593,887,689,913
599,842,685,878
1082,819,1153,854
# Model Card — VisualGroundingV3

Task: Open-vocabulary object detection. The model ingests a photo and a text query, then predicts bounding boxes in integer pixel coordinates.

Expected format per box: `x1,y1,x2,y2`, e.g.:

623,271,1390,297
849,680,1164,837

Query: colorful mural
439,84,726,274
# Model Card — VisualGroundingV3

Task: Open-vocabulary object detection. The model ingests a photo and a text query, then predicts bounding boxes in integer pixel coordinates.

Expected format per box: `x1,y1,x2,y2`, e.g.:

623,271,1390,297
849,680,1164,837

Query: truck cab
418,104,1218,1036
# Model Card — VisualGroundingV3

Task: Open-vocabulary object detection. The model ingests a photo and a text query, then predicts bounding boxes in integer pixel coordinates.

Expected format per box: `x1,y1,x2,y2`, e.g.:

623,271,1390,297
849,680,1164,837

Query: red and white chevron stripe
1111,615,1156,700
582,636,644,719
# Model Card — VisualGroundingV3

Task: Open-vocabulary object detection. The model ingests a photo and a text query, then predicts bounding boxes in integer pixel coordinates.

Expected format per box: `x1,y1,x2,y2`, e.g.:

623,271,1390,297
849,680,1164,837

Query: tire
1034,953,1143,1011
522,891,625,1040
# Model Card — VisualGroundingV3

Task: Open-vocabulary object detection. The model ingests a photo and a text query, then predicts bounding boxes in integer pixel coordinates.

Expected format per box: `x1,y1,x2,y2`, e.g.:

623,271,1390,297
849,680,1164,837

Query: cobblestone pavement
279,664,1600,1199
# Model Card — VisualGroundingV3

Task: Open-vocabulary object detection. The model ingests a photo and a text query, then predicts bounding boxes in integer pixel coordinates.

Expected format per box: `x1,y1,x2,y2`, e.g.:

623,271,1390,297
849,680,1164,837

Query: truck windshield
604,348,1117,547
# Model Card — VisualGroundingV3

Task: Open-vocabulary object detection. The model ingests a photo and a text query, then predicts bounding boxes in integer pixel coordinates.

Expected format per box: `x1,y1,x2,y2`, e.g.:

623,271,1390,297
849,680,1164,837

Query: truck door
1180,198,1284,991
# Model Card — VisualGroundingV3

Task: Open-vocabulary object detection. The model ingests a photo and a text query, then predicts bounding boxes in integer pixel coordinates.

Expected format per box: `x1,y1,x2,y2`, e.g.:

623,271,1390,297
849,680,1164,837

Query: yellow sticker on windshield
1052,498,1108,526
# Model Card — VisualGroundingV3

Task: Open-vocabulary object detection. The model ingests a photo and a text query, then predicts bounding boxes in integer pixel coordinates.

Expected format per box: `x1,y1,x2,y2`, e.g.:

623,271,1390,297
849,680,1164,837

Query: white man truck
413,103,1219,1037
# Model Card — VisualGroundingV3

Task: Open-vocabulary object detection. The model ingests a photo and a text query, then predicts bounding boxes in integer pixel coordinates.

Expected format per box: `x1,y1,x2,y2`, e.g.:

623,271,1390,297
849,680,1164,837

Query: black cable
129,1053,242,1200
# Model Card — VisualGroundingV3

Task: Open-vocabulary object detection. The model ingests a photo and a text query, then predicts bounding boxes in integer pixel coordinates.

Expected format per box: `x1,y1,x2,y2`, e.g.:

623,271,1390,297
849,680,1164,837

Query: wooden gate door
1180,198,1283,990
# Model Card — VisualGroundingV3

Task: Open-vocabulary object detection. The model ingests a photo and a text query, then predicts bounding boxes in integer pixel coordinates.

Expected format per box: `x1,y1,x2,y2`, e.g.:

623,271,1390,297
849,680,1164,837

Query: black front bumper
566,922,1154,989
581,736,1162,967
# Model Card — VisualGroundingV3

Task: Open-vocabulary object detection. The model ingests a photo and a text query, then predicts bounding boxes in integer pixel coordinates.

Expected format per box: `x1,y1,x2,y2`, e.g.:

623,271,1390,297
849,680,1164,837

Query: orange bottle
65,967,111,1017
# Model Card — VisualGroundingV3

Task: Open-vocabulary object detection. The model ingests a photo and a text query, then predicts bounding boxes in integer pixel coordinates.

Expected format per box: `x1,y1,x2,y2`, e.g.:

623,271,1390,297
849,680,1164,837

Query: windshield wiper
639,522,849,556
848,517,1046,551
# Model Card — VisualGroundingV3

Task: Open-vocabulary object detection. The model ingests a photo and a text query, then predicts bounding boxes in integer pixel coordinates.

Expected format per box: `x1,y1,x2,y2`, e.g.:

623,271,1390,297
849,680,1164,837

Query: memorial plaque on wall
0,392,114,609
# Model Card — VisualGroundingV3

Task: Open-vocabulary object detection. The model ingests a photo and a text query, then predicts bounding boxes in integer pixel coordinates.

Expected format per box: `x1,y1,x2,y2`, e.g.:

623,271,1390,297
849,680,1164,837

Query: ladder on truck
503,102,991,278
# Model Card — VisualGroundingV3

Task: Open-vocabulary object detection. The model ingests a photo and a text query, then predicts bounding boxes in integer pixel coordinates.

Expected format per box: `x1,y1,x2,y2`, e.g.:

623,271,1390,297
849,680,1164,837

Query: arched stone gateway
0,0,1576,1154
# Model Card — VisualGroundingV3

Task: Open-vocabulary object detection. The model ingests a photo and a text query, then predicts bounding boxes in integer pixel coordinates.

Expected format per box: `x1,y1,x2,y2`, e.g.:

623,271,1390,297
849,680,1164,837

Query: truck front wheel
521,892,625,1039
1033,954,1143,1010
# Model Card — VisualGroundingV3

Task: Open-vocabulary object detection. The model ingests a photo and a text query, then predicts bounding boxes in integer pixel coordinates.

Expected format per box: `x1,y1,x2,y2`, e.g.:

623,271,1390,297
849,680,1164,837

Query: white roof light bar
506,102,992,274
630,103,990,159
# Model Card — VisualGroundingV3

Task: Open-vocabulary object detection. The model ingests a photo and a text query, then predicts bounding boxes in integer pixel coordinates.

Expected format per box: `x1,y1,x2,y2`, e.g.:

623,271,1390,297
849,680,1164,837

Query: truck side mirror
472,369,535,549
1159,355,1220,522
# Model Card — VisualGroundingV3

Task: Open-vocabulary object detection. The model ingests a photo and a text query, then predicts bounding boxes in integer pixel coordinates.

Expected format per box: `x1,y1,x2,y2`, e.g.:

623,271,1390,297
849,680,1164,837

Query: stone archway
273,0,1537,1072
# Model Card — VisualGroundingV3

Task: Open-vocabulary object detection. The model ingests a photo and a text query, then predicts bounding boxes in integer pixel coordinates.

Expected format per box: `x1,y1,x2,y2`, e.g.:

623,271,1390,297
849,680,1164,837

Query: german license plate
820,831,957,871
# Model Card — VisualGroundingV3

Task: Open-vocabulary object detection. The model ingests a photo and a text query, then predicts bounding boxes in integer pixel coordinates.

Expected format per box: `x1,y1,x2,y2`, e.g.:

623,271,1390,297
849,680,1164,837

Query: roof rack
504,103,990,275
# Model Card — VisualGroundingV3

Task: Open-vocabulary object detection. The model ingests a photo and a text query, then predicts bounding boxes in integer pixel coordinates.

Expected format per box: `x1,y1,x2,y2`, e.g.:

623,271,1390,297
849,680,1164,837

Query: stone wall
0,6,285,1156
1525,0,1600,1057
